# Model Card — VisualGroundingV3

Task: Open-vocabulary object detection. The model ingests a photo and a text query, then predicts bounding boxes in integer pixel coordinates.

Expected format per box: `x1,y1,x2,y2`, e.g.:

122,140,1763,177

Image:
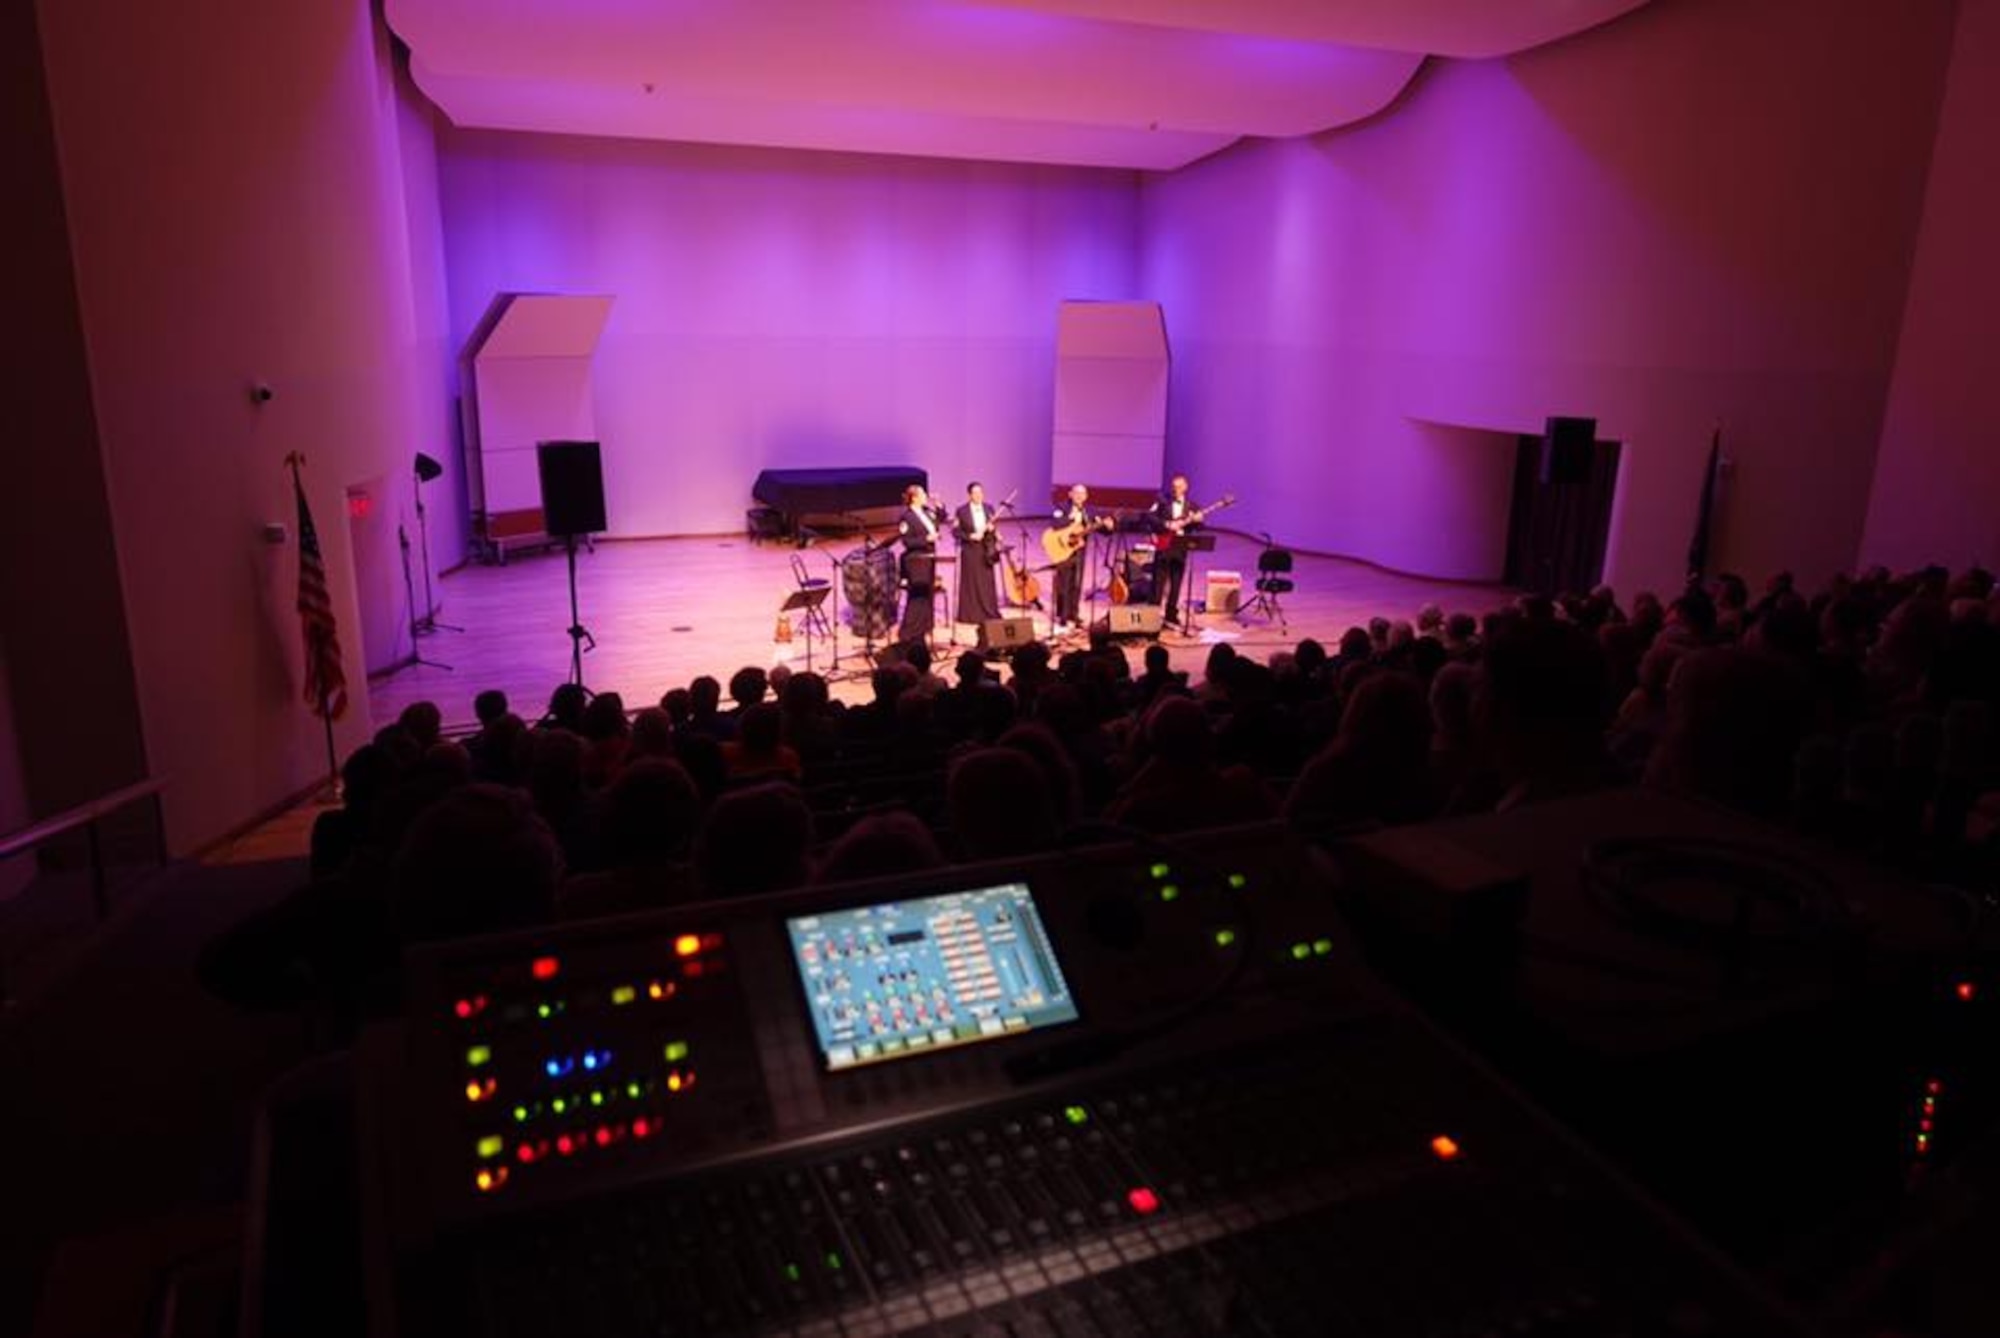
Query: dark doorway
1503,435,1621,594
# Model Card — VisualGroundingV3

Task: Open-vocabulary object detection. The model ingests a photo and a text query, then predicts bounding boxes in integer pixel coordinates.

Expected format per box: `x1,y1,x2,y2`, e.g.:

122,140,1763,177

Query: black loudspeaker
537,440,606,537
414,451,444,483
1101,606,1163,637
1541,417,1596,486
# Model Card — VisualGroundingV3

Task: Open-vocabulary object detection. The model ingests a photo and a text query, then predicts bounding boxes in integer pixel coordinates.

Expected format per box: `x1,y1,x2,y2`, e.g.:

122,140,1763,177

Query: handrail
0,777,169,994
0,775,168,861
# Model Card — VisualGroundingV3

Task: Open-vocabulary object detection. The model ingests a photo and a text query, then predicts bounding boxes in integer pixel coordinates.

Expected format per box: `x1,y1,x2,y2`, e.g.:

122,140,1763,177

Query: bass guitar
1154,493,1236,556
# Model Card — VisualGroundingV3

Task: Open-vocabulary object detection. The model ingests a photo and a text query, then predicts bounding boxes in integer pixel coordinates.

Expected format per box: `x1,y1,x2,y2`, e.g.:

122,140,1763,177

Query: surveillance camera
252,382,274,404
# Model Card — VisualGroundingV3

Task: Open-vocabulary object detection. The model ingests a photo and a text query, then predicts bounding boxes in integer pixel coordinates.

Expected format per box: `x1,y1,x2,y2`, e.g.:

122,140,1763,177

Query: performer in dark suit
953,482,1003,628
896,483,942,645
1148,474,1199,627
1049,482,1101,630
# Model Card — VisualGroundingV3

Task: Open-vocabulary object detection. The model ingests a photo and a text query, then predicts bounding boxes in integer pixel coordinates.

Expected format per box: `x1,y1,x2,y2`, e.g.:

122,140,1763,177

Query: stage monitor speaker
1104,605,1163,637
1205,570,1243,615
1541,417,1596,486
537,440,606,537
978,617,1037,652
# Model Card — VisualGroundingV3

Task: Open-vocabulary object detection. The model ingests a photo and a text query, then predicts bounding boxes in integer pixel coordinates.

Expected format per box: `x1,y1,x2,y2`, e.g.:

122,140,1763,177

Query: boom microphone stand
395,525,451,671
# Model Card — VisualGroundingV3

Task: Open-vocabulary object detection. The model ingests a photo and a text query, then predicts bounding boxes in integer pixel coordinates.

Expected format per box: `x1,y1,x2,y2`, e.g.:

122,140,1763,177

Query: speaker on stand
537,441,608,689
412,451,461,635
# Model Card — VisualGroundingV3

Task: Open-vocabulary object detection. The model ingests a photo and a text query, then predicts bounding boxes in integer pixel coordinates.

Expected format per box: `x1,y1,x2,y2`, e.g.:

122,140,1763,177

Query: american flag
295,474,349,720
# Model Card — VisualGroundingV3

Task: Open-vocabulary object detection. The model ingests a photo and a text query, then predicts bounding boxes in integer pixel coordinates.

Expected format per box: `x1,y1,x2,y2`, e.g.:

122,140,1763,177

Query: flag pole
287,451,342,794
319,693,338,792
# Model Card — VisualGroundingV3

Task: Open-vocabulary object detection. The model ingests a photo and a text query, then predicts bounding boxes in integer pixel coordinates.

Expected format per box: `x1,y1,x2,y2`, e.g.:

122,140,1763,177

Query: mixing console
333,824,1813,1337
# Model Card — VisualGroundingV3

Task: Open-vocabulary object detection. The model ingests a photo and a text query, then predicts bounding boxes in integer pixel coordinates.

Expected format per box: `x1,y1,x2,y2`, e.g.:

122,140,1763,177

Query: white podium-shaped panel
462,293,614,557
1052,301,1168,508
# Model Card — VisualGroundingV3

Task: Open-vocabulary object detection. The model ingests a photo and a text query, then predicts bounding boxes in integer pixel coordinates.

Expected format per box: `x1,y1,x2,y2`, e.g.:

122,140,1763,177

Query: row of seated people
201,561,2000,1032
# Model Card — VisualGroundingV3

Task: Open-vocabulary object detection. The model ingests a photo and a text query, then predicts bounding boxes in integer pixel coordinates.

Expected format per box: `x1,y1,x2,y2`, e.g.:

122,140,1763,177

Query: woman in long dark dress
953,481,1003,629
897,483,942,646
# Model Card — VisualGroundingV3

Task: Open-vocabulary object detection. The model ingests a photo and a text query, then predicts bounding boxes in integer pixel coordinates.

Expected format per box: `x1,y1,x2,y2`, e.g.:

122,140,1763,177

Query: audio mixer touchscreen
787,881,1079,1069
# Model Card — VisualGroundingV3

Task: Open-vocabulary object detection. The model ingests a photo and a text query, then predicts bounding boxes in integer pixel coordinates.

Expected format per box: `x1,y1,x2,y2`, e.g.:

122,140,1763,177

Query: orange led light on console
674,934,702,957
1431,1135,1462,1162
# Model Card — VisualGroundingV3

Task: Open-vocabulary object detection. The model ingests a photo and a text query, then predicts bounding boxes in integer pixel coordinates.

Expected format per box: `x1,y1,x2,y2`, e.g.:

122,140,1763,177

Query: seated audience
558,759,701,920
722,703,803,782
815,812,945,884
695,782,813,898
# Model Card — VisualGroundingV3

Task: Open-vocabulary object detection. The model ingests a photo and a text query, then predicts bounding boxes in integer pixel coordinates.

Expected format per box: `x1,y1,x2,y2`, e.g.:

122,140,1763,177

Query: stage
367,531,1511,727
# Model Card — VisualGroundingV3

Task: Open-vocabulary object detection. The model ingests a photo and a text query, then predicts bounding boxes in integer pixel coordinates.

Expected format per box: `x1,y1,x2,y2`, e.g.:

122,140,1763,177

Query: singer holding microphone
896,483,943,645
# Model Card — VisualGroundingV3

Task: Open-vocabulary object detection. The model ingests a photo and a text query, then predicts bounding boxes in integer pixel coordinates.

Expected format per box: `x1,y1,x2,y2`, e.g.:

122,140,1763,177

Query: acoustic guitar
1040,514,1114,565
1006,549,1041,607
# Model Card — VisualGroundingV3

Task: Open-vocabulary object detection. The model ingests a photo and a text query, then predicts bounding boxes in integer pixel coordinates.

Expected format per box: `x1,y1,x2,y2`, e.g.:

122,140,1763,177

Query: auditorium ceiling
388,0,1654,170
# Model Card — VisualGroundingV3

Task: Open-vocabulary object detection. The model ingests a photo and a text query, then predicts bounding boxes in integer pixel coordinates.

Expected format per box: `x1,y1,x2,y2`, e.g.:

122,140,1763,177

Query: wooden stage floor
367,531,1511,728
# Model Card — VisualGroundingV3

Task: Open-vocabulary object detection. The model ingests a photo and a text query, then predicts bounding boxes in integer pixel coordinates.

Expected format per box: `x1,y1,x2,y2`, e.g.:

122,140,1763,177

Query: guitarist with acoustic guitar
1043,483,1112,630
1148,474,1235,629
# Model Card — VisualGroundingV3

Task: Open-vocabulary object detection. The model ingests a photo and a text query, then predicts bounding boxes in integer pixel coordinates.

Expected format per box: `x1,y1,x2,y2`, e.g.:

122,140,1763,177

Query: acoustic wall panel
464,293,614,557
1051,301,1168,503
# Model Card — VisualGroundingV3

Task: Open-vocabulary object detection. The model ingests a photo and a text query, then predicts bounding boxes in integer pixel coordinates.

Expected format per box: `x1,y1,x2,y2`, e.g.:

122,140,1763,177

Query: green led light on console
1227,873,1248,890
1313,938,1334,957
1158,884,1180,903
477,1135,505,1160
466,1045,492,1068
1290,942,1311,961
1064,1105,1089,1125
1213,928,1237,949
1149,862,1171,880
664,1040,690,1063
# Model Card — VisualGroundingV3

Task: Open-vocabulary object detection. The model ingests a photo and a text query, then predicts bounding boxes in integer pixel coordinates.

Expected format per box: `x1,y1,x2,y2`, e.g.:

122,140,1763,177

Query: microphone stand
396,524,452,672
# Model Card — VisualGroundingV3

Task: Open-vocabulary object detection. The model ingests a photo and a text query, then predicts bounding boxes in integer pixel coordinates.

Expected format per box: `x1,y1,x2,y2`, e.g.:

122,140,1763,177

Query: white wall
437,131,1141,535
1863,0,2000,573
38,0,451,851
1140,0,1955,594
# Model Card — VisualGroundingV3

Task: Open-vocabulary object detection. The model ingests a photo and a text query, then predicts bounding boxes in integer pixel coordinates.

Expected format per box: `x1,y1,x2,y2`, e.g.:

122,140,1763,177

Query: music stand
1180,532,1218,635
780,586,832,675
